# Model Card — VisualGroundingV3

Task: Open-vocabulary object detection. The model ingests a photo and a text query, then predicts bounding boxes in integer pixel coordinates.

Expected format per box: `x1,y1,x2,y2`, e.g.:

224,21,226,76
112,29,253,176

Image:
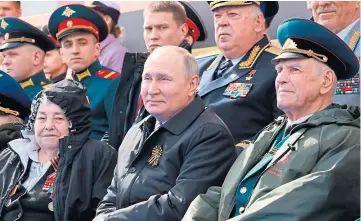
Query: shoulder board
264,39,281,55
96,69,120,80
42,83,53,89
265,46,281,56
193,46,220,59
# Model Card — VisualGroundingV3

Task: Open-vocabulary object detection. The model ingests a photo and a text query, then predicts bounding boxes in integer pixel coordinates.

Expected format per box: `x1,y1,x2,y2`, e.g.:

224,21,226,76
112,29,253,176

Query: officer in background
106,1,207,149
48,4,121,140
0,1,21,18
85,1,128,74
307,1,360,106
41,25,68,83
0,17,53,100
0,71,31,152
197,1,283,153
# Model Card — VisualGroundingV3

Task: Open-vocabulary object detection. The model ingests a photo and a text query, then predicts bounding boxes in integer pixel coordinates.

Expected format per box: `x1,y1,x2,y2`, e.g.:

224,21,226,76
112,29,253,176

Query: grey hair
151,46,198,79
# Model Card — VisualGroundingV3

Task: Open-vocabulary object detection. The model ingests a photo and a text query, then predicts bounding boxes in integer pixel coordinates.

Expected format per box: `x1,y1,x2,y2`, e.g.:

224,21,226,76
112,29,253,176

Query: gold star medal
148,145,163,167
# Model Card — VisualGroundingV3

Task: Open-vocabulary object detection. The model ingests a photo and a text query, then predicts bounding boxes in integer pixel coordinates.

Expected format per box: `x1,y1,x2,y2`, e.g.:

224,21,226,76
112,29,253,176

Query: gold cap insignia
1,19,8,30
62,6,76,17
148,145,163,167
66,20,73,28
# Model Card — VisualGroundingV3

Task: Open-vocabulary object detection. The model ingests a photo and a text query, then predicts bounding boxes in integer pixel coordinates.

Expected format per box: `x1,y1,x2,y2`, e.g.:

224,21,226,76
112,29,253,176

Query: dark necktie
213,59,233,80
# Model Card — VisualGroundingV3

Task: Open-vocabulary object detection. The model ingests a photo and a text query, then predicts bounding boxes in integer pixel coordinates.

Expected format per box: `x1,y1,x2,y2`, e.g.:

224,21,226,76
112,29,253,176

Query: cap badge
62,6,76,17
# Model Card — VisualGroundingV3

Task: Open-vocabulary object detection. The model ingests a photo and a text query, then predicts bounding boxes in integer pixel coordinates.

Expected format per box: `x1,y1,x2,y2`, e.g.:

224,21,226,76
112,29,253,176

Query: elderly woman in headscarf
0,72,31,152
0,79,117,221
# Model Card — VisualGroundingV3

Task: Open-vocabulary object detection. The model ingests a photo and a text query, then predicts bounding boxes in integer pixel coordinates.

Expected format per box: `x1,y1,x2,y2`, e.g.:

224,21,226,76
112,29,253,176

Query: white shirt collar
225,54,245,67
337,18,360,40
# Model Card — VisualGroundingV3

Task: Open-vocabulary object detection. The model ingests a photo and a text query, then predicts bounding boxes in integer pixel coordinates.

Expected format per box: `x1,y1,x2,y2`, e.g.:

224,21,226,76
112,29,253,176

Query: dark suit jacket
197,35,283,149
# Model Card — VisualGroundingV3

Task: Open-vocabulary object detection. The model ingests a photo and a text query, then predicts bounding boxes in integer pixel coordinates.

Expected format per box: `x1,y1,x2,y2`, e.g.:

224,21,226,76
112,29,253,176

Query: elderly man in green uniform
183,18,360,221
48,4,121,140
0,17,53,100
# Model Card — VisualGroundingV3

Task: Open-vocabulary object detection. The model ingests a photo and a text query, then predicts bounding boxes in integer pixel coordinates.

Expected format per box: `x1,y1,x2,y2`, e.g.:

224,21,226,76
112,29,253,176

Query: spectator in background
41,25,67,83
0,17,53,100
0,1,21,68
48,4,121,140
196,1,283,153
86,1,128,74
0,71,30,152
307,1,360,106
0,1,21,18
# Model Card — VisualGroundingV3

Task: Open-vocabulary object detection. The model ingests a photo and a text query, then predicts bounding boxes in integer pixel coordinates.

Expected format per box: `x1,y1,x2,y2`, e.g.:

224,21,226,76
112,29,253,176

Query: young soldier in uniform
48,4,121,140
42,25,67,83
0,17,53,100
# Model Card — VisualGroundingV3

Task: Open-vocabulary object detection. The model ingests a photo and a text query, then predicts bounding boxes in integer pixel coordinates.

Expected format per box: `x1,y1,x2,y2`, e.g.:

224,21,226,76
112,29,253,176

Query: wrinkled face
0,1,21,18
275,58,323,113
60,33,100,72
143,11,186,52
141,51,194,122
213,6,257,52
44,49,65,76
35,102,69,150
308,1,360,33
2,46,34,81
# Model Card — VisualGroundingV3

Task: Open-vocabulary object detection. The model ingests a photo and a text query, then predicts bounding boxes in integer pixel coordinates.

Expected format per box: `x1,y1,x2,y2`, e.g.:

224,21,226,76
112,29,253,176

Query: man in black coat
94,46,236,221
105,1,207,149
197,1,283,153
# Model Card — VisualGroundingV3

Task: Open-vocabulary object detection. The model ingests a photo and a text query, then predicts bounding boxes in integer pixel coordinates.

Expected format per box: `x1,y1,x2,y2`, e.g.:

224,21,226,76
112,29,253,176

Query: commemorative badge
223,82,253,98
148,145,163,167
246,69,257,81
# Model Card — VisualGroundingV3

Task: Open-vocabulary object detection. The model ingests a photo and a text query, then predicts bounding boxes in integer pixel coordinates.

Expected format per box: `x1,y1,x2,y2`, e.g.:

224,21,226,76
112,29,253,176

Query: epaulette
96,69,120,80
41,83,53,89
265,45,281,56
236,140,251,149
20,78,34,89
193,46,220,59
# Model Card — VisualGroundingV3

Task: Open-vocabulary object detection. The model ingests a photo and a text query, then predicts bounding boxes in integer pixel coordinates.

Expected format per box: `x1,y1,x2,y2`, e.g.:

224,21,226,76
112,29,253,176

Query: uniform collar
52,72,67,83
161,96,206,135
74,59,102,81
19,71,49,89
100,34,116,49
237,35,270,69
337,18,360,40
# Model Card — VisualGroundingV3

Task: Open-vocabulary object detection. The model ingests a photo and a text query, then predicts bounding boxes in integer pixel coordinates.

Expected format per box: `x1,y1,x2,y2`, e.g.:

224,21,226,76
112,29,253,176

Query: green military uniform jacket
183,104,360,221
73,60,120,140
19,71,52,100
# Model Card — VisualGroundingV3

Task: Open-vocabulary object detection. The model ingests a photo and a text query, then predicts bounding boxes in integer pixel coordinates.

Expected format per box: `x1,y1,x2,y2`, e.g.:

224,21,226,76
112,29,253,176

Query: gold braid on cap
281,39,328,63
3,36,35,44
210,1,260,10
0,106,19,116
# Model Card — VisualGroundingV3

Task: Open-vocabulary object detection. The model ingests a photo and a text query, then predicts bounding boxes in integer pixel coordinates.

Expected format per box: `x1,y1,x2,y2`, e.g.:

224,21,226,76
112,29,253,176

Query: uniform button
240,187,247,194
4,199,11,207
119,111,123,114
128,167,136,173
68,145,72,149
239,207,245,214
